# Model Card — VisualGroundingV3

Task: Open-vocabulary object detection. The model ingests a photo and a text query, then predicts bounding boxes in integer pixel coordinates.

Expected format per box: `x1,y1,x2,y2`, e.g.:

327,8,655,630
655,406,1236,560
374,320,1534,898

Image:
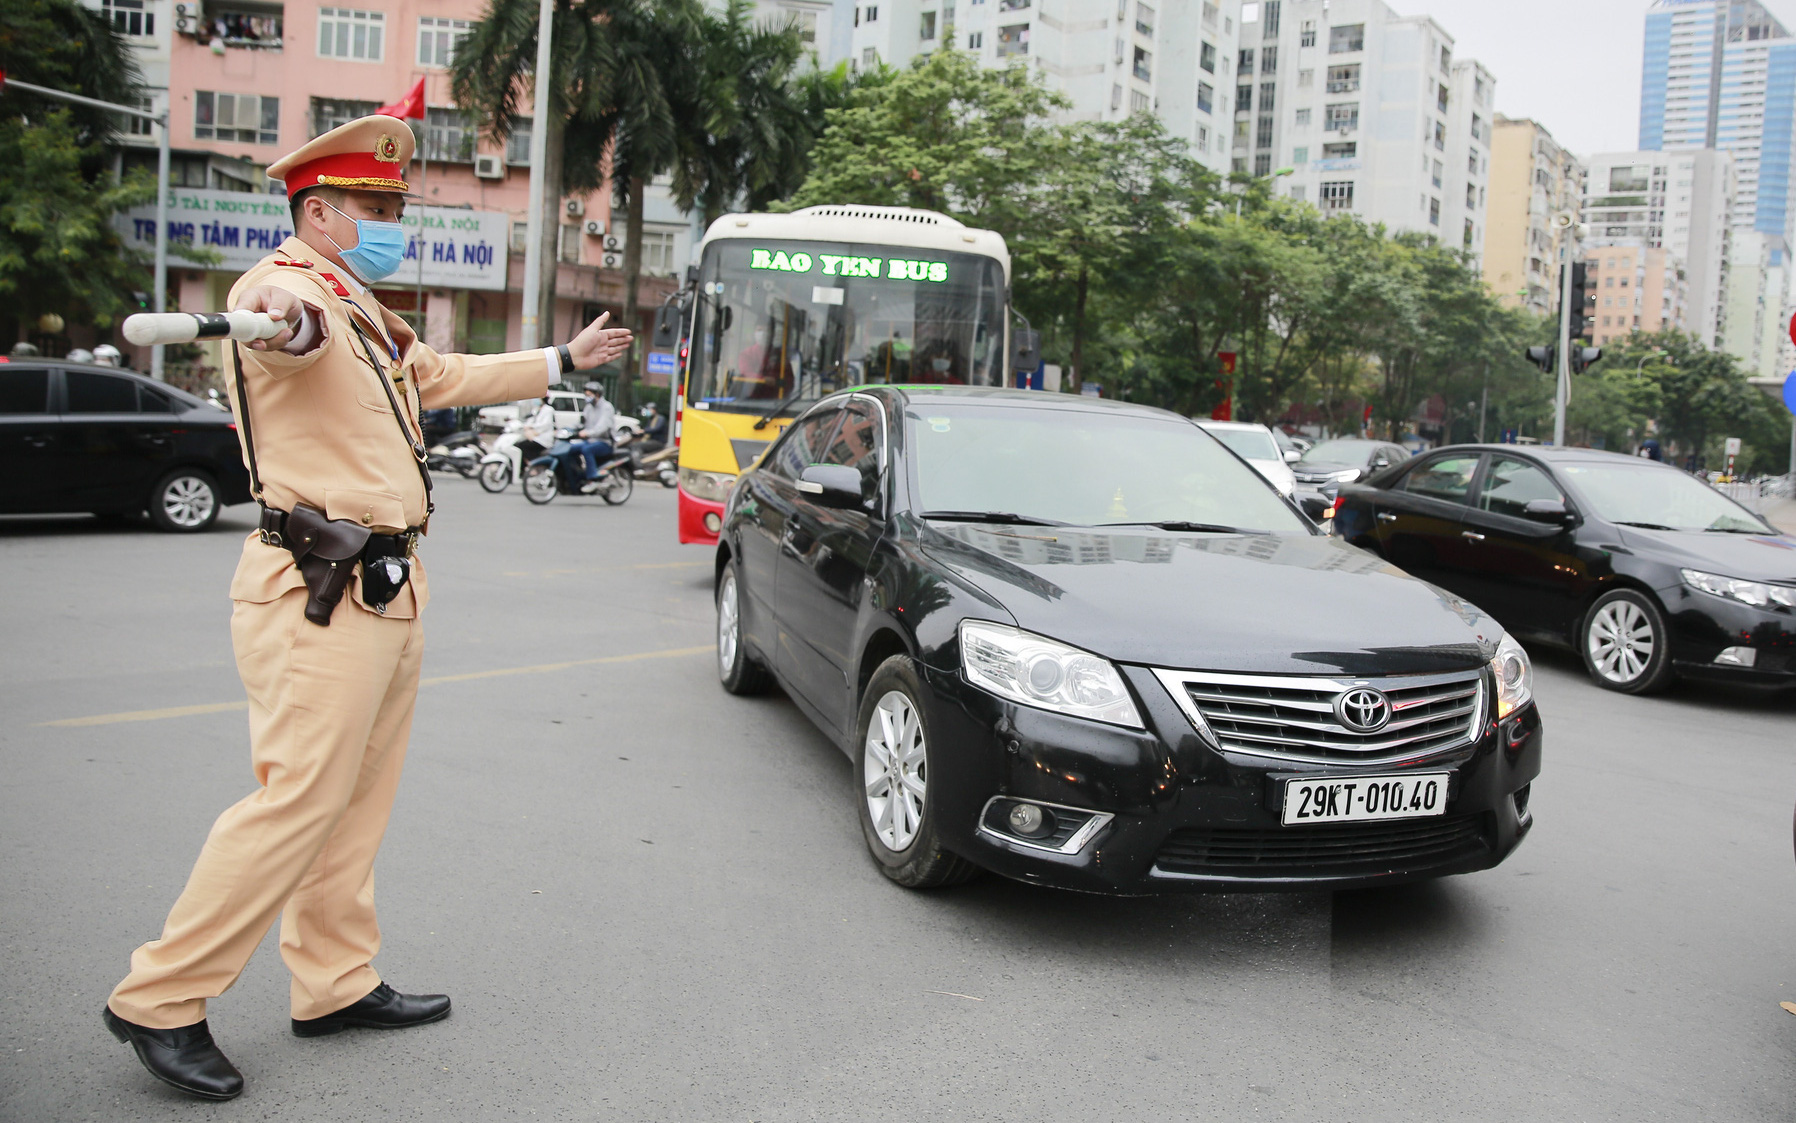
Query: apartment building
1482,116,1584,319
1231,0,1491,257
1640,0,1796,375
1579,150,1732,346
1583,245,1688,348
847,0,1244,170
89,0,718,372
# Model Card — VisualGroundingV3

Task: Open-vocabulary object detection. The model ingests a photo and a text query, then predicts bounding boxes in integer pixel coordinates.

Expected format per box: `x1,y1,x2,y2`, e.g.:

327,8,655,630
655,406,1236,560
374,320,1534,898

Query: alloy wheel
160,475,216,529
864,690,927,852
1587,599,1656,684
717,572,741,677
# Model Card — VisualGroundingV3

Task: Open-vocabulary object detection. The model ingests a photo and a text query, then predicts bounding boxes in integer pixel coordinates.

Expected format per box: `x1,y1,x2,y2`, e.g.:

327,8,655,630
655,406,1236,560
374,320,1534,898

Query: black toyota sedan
1331,445,1796,693
0,360,251,531
714,388,1540,894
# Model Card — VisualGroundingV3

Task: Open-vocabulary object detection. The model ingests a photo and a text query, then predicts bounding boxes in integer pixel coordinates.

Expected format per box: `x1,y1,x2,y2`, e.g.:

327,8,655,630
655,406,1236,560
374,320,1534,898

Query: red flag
377,78,426,120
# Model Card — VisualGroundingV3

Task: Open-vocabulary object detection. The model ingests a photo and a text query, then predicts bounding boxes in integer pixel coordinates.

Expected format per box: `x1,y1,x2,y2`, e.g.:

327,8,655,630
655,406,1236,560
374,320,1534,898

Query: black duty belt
258,505,420,558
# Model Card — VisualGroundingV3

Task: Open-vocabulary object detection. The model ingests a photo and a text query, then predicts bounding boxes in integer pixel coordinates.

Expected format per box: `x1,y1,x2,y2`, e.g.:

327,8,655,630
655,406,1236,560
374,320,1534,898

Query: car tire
855,655,980,889
147,468,221,533
716,559,773,695
1580,588,1675,694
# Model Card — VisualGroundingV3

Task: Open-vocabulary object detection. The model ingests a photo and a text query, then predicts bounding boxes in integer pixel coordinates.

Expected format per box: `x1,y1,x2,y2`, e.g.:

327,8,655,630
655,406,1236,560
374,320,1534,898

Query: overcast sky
1392,0,1796,159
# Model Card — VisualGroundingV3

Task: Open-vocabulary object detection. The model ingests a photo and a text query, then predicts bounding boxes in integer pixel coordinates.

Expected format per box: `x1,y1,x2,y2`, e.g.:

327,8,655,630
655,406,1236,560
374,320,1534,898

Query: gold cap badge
374,134,402,163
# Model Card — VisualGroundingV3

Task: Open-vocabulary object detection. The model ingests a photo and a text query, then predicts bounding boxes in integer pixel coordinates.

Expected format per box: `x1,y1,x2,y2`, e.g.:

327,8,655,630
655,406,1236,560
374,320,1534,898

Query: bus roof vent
793,205,964,228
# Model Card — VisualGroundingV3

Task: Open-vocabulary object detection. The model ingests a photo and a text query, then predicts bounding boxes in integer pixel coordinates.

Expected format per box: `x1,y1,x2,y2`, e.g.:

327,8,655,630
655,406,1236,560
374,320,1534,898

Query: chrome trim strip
975,795,1115,855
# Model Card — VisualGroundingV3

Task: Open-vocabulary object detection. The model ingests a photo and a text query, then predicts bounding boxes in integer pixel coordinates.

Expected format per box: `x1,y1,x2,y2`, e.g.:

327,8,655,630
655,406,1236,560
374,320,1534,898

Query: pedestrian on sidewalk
100,115,631,1102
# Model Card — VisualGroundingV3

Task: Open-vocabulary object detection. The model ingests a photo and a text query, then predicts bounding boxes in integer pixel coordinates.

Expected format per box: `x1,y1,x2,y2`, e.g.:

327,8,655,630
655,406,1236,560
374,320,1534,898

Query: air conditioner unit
603,254,619,268
173,1,200,34
584,219,604,237
604,235,620,251
473,155,503,180
565,198,585,218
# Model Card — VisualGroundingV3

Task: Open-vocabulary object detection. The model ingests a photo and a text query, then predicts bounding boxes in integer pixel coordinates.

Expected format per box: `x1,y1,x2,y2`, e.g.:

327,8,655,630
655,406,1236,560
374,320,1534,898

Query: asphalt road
3,479,1795,1122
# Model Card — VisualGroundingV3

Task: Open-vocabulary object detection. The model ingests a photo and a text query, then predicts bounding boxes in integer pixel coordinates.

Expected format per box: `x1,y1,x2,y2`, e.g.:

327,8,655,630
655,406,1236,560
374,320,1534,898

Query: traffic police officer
102,115,632,1100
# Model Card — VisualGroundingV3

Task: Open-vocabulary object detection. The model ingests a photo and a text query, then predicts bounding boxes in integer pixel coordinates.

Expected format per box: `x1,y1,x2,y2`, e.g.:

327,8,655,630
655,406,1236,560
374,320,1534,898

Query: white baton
122,310,285,346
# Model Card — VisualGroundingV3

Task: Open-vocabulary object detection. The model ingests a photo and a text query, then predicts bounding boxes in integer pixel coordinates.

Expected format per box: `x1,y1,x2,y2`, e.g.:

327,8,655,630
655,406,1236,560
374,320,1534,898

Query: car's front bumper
918,661,1540,894
1662,584,1796,687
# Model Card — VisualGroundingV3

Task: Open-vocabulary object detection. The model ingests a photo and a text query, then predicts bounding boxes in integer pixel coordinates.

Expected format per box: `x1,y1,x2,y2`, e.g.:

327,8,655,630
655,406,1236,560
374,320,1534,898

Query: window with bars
418,106,475,162
1323,141,1356,159
1197,124,1209,148
1326,64,1359,93
1433,121,1446,150
1323,103,1358,131
1259,81,1275,111
1237,84,1252,111
1133,46,1151,81
417,16,471,67
1200,42,1215,72
1320,180,1353,210
194,92,279,144
1255,115,1273,148
1135,2,1154,36
996,23,1028,55
1261,0,1278,35
311,98,379,138
125,95,155,137
1254,153,1272,175
1260,46,1276,73
318,8,383,60
1299,18,1314,47
1436,83,1448,112
967,30,983,48
639,230,679,274
1293,108,1310,127
1238,48,1254,74
102,0,154,38
506,117,532,164
1329,23,1363,53
920,11,936,38
1131,89,1150,113
1197,82,1213,114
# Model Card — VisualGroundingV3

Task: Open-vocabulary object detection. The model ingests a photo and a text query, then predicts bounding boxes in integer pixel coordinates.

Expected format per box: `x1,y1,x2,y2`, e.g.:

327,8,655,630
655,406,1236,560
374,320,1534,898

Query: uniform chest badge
318,271,353,297
374,134,402,163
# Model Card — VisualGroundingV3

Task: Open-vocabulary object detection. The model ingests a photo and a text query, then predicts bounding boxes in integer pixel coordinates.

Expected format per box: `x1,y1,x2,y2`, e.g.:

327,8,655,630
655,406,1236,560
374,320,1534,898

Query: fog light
702,511,722,533
1714,645,1758,667
1513,783,1531,823
1007,801,1054,838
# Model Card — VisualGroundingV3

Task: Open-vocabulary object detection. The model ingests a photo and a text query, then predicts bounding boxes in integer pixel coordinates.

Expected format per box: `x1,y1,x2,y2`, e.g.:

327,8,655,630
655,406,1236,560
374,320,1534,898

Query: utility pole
1554,261,1572,447
2,77,169,379
519,0,555,350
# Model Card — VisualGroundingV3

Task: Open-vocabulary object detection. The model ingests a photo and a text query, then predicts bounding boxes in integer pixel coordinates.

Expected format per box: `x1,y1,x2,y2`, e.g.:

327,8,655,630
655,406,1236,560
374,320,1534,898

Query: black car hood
1616,524,1796,584
919,523,1499,676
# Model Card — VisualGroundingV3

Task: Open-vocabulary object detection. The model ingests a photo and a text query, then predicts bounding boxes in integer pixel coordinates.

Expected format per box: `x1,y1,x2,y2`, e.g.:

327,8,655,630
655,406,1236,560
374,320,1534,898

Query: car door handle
1462,531,1485,542
23,435,50,449
1376,512,1397,523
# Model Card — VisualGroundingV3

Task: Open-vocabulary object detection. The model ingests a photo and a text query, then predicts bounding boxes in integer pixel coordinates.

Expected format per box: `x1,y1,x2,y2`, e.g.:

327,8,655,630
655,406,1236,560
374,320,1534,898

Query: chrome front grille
1151,667,1485,765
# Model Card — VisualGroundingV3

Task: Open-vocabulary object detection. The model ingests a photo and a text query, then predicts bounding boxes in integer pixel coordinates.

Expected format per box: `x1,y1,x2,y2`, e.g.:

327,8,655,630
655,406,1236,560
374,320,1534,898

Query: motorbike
523,429,634,506
426,430,482,479
635,444,679,488
477,419,530,493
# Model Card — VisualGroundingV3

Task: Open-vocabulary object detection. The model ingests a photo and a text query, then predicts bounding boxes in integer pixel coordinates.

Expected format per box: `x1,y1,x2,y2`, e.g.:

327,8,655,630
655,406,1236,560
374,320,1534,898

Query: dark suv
0,360,251,531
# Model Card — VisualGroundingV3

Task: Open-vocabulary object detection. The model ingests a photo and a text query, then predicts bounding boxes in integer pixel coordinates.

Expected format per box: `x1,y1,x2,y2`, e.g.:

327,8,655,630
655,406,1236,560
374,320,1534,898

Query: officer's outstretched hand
567,311,633,369
233,285,309,352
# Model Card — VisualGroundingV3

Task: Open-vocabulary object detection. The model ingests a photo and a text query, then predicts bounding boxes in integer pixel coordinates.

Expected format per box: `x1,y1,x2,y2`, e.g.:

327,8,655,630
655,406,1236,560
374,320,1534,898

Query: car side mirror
1283,449,1301,463
1371,457,1390,471
1297,494,1332,523
1011,328,1040,379
796,464,866,509
1522,498,1573,524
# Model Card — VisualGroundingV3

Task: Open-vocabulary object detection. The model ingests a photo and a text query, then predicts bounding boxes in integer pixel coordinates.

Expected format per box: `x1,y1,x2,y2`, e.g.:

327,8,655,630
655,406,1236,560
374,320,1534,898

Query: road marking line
499,561,707,577
35,645,713,728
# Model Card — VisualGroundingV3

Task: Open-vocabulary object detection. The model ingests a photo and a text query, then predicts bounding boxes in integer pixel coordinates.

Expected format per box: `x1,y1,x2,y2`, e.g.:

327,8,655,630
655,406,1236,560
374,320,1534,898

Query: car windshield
1203,426,1280,461
687,239,1007,415
1298,439,1375,466
1559,461,1771,532
907,403,1309,532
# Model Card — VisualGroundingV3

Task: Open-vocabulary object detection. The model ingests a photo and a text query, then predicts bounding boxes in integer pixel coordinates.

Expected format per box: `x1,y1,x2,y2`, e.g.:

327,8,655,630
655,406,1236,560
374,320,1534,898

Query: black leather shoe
291,982,451,1037
103,1006,244,1101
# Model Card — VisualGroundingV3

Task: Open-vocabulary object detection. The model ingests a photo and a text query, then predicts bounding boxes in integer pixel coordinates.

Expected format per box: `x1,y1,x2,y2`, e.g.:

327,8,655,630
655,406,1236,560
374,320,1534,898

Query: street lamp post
518,0,556,351
1,76,170,379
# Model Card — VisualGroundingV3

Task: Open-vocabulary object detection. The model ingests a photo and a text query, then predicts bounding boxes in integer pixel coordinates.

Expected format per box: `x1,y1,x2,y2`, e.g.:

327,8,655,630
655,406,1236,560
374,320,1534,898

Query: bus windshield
687,239,1007,414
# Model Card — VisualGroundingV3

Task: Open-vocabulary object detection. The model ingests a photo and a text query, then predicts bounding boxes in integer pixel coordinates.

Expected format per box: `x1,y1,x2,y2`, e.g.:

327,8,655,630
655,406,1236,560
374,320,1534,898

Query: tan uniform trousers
108,586,423,1028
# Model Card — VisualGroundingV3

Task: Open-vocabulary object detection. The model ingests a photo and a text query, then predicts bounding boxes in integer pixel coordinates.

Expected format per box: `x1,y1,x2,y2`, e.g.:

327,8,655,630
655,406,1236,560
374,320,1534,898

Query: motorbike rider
571,381,617,495
639,400,668,453
92,344,124,368
517,395,559,461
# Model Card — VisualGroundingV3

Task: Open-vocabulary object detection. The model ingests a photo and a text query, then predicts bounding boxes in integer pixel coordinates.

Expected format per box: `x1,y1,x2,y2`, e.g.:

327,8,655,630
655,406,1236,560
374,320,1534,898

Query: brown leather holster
281,504,372,626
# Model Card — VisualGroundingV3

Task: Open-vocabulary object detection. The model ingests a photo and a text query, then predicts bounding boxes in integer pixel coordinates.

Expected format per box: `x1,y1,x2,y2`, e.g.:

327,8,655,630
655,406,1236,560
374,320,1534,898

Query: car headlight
1489,632,1533,720
678,466,736,503
1333,469,1361,482
1681,568,1795,609
959,620,1142,728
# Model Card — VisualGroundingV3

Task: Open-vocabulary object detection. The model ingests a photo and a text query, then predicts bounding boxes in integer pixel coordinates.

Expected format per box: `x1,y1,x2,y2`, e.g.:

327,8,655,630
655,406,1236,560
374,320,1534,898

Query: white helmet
92,344,123,366
65,348,96,364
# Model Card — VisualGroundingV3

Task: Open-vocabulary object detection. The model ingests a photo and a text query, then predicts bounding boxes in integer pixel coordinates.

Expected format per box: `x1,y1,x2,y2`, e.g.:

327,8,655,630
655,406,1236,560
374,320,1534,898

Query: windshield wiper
920,510,1069,527
1705,523,1772,534
752,387,805,430
1615,520,1680,531
1099,520,1267,534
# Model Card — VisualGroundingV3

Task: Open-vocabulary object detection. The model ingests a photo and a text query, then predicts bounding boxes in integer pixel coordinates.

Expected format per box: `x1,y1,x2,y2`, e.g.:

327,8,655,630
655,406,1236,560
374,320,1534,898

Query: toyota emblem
1334,687,1391,733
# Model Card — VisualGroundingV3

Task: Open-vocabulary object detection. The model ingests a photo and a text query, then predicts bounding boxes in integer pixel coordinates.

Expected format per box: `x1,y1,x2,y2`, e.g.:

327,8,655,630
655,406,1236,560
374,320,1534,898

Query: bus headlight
679,467,736,503
1489,632,1533,720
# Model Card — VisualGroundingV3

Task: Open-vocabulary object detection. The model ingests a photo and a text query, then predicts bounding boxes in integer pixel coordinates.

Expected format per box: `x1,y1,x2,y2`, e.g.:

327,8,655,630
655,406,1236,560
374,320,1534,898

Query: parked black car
1292,438,1411,493
1332,444,1796,693
715,388,1540,894
0,359,252,531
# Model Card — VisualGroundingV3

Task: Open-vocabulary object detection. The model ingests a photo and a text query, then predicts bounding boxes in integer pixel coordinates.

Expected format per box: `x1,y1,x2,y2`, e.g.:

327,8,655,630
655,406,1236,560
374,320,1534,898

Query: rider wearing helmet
571,381,617,495
92,344,124,367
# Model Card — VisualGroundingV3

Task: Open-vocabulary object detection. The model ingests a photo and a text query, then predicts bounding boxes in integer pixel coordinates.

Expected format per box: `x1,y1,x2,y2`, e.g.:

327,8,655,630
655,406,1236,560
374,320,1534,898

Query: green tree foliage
0,0,153,331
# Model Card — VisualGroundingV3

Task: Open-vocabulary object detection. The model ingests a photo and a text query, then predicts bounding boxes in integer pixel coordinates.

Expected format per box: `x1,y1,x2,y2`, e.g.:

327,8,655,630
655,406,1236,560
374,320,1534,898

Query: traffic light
1525,345,1556,372
131,290,150,311
1567,262,1594,339
1570,346,1603,374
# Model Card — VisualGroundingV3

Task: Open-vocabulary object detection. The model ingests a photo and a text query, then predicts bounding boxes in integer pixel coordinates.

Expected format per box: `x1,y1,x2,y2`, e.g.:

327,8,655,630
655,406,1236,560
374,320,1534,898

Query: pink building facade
101,0,674,377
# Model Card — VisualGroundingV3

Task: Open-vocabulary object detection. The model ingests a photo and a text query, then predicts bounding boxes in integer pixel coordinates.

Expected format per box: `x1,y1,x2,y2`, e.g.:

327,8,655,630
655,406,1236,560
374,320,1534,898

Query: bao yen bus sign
116,187,510,291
